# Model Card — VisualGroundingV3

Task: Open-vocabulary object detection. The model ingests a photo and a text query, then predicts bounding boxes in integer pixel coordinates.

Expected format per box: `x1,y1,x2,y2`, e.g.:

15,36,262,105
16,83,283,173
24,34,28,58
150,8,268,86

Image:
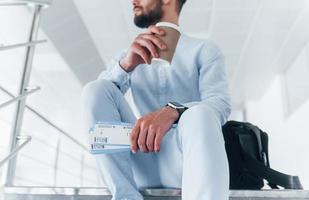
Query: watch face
169,102,185,108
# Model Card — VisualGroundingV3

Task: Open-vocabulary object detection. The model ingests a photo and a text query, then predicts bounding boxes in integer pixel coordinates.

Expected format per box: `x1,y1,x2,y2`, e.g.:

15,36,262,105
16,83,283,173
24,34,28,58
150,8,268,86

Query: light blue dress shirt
98,33,231,125
82,32,232,199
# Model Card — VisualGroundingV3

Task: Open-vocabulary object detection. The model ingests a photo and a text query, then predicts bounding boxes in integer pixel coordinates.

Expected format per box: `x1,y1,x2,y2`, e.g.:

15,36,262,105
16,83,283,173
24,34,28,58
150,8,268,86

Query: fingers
126,25,166,67
130,121,140,153
131,42,151,64
147,25,166,36
146,125,156,152
130,123,162,153
130,27,166,65
138,123,149,153
135,37,159,59
133,34,166,63
131,116,166,154
154,127,164,152
130,119,150,153
139,34,167,50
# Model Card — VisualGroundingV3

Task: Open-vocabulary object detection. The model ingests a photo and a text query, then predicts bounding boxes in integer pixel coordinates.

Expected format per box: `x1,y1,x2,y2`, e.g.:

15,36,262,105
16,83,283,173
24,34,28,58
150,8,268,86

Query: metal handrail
0,2,28,6
0,40,47,52
0,136,32,168
4,4,43,185
0,86,88,152
3,186,309,197
0,86,40,110
0,0,52,7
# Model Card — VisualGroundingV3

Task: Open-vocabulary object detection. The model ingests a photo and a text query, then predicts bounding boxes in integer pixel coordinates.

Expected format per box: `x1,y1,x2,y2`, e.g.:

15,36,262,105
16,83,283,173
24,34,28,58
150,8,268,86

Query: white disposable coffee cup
151,22,181,67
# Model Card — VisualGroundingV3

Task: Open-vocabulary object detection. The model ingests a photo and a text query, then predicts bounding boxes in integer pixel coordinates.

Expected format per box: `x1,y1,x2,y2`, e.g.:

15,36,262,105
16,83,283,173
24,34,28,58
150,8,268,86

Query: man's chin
133,15,161,28
134,17,147,28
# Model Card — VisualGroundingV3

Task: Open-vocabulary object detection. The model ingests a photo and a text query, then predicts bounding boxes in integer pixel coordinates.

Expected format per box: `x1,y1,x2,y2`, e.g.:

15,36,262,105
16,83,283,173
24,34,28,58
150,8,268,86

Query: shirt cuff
110,61,131,87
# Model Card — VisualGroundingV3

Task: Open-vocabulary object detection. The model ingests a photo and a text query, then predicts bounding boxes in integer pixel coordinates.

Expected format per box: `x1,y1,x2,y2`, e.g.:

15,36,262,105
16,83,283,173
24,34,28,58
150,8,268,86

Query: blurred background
0,0,309,191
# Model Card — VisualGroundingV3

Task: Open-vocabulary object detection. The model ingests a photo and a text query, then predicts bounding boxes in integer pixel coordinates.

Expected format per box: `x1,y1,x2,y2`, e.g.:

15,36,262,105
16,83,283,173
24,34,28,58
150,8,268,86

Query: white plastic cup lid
155,22,181,33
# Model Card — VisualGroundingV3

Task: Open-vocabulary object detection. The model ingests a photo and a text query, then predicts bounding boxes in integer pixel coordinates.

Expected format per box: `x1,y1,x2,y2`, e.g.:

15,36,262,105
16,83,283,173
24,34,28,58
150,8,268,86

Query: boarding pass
89,122,133,154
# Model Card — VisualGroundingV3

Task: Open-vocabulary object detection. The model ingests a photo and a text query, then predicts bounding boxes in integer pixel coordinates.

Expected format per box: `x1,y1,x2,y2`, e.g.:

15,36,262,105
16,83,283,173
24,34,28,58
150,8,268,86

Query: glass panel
0,91,16,182
13,29,101,186
82,152,102,187
15,109,100,187
0,4,33,183
0,48,27,96
27,30,86,147
14,109,59,186
0,5,34,94
0,5,33,45
54,135,83,187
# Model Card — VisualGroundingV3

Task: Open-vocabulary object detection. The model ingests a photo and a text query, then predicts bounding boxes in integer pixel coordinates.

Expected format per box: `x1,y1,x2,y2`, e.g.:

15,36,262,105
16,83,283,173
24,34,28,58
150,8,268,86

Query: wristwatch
166,102,188,123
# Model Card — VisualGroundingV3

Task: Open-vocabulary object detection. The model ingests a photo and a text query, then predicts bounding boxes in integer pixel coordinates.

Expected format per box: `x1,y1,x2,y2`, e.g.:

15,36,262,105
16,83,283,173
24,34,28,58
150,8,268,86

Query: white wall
241,43,309,189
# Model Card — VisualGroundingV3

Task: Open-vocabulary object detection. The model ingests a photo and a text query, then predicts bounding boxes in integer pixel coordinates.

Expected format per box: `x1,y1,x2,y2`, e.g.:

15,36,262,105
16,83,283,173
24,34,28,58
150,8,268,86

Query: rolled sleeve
98,50,131,94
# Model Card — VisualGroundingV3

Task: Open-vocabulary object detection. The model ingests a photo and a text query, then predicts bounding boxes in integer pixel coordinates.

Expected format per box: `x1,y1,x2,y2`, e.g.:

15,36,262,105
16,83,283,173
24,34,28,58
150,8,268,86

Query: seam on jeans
175,126,183,154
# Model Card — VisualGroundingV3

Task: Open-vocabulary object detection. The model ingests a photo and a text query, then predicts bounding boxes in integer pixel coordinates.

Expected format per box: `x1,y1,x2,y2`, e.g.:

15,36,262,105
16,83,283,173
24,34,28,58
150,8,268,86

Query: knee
179,104,219,126
81,79,117,102
177,104,222,140
177,104,224,147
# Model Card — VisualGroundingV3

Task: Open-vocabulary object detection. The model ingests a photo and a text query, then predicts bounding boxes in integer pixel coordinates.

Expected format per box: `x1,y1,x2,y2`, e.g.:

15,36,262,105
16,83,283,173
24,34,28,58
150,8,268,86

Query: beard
134,1,163,28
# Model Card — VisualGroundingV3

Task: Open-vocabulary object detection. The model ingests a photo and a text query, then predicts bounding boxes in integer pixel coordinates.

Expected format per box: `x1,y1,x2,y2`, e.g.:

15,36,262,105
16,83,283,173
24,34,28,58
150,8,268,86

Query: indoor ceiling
40,0,309,107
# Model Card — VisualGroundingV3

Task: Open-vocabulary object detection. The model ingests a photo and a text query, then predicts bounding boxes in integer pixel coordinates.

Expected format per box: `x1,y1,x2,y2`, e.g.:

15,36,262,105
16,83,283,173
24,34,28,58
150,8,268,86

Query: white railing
0,136,32,168
0,0,87,187
0,0,98,187
0,85,93,186
0,40,47,51
0,86,40,110
0,0,52,7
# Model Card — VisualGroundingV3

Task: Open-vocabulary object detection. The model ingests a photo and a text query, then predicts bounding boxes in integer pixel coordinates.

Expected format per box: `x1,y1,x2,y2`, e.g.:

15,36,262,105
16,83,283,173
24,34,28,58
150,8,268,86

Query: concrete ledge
2,186,309,200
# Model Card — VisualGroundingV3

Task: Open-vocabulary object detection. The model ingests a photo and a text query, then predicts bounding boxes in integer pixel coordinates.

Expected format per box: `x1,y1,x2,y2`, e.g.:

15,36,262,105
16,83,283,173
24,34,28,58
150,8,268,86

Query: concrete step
2,186,309,200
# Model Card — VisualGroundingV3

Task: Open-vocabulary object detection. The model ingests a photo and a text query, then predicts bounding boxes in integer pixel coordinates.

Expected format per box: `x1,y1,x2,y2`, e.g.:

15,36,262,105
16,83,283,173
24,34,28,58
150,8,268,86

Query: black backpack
222,120,303,190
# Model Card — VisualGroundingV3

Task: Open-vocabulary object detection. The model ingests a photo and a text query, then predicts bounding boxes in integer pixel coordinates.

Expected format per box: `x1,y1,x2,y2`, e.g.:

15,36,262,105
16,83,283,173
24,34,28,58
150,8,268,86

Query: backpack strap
241,145,303,189
244,123,265,163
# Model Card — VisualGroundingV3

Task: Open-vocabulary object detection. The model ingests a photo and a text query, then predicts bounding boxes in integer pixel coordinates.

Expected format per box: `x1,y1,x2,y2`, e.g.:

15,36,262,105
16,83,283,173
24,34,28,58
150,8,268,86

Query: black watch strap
166,102,188,123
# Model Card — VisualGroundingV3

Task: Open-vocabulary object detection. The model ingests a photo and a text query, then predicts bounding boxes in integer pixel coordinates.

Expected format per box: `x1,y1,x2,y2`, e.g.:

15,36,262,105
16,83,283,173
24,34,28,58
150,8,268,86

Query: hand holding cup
120,26,167,72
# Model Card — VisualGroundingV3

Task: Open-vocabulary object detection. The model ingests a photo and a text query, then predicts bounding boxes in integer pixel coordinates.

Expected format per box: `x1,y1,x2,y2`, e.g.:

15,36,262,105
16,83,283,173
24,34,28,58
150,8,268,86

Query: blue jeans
81,79,229,200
